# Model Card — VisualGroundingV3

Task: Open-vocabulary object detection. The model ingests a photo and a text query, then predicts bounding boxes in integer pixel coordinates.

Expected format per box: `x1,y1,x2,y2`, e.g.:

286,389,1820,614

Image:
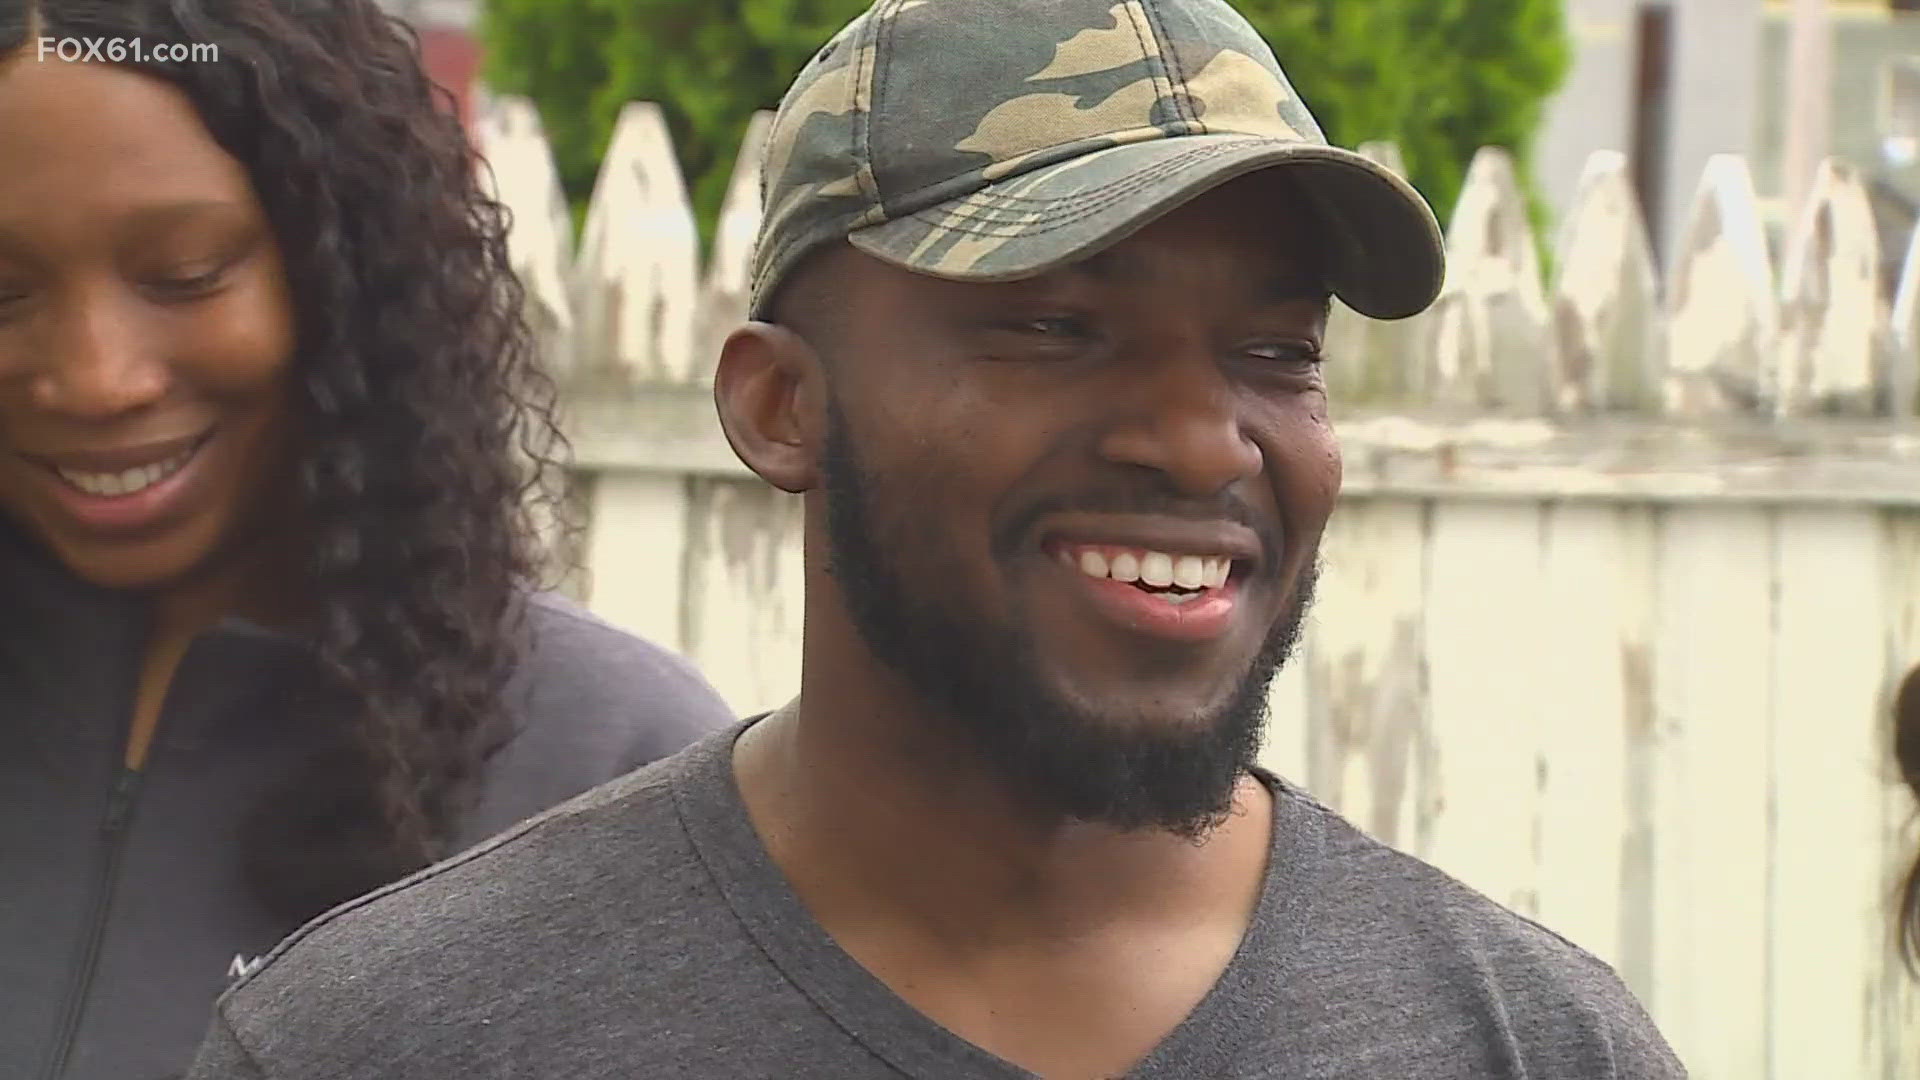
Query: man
188,1,1687,1076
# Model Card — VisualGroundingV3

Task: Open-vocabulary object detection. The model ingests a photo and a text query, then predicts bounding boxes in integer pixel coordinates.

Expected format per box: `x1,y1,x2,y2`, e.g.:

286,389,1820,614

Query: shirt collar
0,515,322,749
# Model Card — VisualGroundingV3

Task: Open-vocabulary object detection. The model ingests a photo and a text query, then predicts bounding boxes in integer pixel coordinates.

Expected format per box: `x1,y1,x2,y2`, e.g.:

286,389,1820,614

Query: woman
0,2,736,1076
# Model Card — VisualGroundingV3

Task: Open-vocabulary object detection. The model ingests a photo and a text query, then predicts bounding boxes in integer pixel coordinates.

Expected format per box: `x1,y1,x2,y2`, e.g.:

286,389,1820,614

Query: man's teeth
1072,547,1231,590
55,447,196,498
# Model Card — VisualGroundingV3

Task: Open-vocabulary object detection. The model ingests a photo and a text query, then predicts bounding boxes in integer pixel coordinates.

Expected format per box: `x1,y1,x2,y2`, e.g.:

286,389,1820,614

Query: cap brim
846,134,1444,321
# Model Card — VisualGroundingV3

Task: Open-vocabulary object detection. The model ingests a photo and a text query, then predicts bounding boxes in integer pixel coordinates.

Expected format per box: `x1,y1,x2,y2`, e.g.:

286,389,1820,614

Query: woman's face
0,56,296,591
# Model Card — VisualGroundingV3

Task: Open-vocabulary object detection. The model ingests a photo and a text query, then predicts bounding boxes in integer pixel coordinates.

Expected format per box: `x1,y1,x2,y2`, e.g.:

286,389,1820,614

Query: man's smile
1033,515,1274,645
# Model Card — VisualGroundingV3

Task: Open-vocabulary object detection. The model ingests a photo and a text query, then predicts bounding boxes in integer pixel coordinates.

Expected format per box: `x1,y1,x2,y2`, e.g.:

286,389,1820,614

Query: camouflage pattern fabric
749,0,1446,322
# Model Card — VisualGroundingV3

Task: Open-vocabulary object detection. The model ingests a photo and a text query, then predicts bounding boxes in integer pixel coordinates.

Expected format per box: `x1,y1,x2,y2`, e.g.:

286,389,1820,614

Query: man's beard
819,396,1316,840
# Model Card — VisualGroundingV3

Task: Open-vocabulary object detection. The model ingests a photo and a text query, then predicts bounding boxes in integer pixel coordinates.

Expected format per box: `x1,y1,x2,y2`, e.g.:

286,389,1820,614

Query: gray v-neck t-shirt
189,720,1686,1078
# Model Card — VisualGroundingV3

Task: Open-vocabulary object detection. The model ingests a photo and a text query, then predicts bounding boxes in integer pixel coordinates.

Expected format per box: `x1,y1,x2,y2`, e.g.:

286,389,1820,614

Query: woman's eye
145,264,230,301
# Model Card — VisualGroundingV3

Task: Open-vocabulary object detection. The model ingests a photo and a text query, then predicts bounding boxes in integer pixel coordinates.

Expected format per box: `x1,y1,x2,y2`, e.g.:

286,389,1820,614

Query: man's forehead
1061,241,1327,302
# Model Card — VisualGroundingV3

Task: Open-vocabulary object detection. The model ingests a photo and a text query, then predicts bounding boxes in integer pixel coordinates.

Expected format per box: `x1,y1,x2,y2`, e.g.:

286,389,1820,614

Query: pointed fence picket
1666,155,1781,418
476,96,1920,1080
473,95,575,375
573,103,700,382
1549,150,1662,413
1778,159,1892,418
1428,147,1554,412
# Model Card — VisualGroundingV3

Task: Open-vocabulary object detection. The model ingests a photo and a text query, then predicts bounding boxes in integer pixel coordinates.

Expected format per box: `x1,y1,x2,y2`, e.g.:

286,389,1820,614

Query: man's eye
1013,315,1090,338
1247,341,1322,365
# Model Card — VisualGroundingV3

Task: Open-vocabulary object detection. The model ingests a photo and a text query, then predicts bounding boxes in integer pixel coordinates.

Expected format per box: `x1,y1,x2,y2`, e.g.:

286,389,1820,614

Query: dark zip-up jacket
0,524,738,1080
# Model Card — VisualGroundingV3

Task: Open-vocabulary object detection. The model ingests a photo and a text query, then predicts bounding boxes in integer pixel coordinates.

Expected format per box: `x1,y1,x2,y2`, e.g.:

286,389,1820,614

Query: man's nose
1094,346,1263,498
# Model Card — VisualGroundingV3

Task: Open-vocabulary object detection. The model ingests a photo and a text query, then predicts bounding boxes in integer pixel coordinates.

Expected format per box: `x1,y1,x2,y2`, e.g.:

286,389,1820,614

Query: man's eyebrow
1070,248,1142,285
1262,271,1333,323
1068,249,1331,302
1261,265,1327,300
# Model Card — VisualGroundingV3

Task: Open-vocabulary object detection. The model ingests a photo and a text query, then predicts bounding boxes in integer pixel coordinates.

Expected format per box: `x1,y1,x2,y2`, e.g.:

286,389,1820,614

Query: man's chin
1039,679,1259,737
963,699,1262,835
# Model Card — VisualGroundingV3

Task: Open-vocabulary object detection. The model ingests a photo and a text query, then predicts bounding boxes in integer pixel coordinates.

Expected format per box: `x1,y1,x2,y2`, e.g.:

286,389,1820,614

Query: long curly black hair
0,0,569,920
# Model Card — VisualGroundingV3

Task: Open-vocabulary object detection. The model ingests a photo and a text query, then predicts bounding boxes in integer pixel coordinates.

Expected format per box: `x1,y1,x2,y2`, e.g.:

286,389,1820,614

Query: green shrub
1244,0,1571,245
482,0,1569,248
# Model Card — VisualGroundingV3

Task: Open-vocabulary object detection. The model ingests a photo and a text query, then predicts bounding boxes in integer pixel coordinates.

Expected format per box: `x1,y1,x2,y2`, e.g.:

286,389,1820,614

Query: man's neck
731,667,1274,957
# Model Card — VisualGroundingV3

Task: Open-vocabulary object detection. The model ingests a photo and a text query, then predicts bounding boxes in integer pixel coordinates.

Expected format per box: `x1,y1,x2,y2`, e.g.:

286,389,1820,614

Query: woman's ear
713,321,824,494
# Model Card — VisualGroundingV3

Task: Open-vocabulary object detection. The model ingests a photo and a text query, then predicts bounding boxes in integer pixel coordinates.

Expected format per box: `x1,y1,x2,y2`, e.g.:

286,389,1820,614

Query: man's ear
713,321,825,494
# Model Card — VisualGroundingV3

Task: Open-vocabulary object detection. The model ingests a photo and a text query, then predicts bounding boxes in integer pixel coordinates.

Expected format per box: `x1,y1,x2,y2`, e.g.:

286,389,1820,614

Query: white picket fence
474,93,1920,1078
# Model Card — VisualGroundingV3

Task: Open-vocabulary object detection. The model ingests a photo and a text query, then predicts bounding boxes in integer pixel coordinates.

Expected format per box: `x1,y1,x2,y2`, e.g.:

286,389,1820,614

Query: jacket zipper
37,766,144,1080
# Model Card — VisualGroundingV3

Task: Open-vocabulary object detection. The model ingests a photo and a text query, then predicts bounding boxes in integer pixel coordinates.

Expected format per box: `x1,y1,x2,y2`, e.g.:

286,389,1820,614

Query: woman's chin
39,523,217,595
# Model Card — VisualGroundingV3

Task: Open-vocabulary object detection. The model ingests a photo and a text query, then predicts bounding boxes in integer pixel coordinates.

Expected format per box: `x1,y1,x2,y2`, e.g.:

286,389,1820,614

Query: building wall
417,24,480,130
1538,0,1920,276
1661,0,1768,267
1534,0,1639,242
375,0,480,130
1755,6,1920,202
1522,0,1774,269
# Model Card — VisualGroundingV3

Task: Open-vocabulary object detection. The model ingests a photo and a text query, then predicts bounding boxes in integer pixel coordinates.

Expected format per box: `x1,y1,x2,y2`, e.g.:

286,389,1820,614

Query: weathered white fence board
1300,500,1433,854
1549,151,1661,413
1666,156,1779,418
1770,509,1891,1077
578,474,690,655
678,480,804,717
480,97,1920,1077
1777,160,1891,418
473,96,575,372
1531,503,1652,979
1611,507,1664,1004
573,103,700,381
1649,507,1774,1079
1328,413,1920,506
1428,149,1553,412
1422,502,1549,917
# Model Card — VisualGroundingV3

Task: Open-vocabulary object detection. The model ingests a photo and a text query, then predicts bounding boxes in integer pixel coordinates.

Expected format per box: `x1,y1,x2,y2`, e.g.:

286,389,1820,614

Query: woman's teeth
1062,546,1233,592
55,444,198,498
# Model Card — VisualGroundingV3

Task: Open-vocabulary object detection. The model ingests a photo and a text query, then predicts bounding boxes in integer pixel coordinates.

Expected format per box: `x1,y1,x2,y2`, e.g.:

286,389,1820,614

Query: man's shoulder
1274,780,1611,970
1269,782,1686,1075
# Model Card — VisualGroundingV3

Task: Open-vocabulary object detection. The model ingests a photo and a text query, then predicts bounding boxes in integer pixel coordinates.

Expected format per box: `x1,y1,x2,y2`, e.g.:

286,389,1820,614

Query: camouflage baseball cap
749,0,1446,323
